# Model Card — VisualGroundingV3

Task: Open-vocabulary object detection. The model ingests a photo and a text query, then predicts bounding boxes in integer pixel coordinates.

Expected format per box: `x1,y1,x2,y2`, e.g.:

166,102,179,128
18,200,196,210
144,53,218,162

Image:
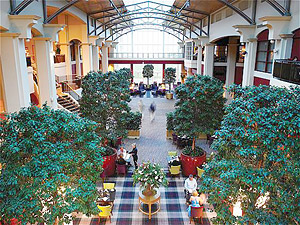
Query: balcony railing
109,53,184,59
273,59,300,85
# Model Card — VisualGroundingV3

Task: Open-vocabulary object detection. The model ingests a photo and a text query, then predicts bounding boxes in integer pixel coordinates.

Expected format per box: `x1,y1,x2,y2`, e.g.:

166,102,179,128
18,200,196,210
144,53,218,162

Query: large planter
102,150,117,177
166,130,173,139
180,152,207,176
128,129,140,139
166,92,173,99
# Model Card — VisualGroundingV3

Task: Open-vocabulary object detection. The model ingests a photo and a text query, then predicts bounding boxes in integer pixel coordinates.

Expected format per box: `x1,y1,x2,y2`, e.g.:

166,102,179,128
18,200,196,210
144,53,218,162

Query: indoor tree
0,105,104,225
79,70,131,148
119,67,133,82
174,74,226,154
142,64,154,87
201,85,300,224
164,67,176,93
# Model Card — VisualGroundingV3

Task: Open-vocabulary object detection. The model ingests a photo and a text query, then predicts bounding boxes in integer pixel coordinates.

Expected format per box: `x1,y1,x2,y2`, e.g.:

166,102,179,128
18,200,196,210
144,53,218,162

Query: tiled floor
74,94,217,224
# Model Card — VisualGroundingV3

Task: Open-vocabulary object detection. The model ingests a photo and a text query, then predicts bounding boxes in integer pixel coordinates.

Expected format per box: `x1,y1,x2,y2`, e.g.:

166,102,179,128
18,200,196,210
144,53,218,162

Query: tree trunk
147,77,149,86
192,137,196,151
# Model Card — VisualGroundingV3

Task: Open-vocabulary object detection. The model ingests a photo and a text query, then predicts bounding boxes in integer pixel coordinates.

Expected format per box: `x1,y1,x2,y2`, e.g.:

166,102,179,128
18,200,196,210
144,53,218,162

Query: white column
0,34,30,112
81,43,93,76
242,38,257,87
92,45,99,72
101,45,109,73
34,38,58,109
187,68,193,76
203,44,214,77
279,34,293,59
225,43,238,98
196,46,203,75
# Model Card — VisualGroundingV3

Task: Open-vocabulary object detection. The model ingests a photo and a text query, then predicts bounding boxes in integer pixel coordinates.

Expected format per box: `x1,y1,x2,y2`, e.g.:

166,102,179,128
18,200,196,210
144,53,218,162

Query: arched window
255,29,275,73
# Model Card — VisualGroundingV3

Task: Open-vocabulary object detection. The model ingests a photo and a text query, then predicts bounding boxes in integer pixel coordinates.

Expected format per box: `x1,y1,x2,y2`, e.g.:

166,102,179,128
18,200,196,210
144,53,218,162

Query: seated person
168,156,181,167
184,174,197,202
118,147,132,167
187,191,202,217
138,82,146,95
117,147,126,157
116,155,126,165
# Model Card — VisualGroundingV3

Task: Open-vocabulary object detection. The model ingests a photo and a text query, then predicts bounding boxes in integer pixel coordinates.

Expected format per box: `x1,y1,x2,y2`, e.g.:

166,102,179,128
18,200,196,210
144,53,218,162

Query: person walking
149,101,156,122
129,143,138,169
138,99,144,119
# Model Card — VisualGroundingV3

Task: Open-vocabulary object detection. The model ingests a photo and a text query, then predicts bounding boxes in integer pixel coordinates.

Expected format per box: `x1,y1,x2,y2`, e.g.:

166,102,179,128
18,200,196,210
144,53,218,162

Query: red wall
254,77,270,86
291,29,300,60
234,67,243,85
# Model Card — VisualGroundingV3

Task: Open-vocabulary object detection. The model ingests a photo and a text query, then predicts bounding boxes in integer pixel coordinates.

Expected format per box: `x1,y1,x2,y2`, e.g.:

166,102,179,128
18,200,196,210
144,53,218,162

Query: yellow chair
169,165,181,176
197,167,205,178
168,151,177,157
97,205,112,223
103,182,115,190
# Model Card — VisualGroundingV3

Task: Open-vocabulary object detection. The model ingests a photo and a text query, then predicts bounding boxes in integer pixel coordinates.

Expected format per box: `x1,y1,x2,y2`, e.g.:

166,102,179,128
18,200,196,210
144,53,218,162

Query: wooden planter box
166,92,173,99
128,130,140,139
198,133,207,140
166,130,173,139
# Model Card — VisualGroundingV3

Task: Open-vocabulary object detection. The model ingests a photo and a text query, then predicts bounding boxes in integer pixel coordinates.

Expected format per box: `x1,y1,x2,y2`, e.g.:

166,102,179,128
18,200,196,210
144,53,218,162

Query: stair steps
57,95,81,115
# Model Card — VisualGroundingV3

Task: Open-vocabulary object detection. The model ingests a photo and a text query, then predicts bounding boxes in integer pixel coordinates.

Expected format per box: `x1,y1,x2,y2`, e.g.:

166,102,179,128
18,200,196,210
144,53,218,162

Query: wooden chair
97,204,112,223
116,164,127,176
103,182,116,190
190,206,204,224
169,165,181,177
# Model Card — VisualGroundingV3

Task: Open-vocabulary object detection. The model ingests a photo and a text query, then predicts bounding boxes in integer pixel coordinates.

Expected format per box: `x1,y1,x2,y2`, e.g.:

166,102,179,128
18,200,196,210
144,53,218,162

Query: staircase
57,94,80,115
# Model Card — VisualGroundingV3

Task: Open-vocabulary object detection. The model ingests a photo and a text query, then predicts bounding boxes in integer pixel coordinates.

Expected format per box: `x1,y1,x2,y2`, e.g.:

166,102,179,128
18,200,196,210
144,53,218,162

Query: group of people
116,144,139,169
138,100,156,123
184,174,206,217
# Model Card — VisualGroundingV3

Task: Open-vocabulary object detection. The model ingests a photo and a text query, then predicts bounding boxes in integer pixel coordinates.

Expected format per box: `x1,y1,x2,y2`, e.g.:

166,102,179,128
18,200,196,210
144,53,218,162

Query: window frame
255,30,274,73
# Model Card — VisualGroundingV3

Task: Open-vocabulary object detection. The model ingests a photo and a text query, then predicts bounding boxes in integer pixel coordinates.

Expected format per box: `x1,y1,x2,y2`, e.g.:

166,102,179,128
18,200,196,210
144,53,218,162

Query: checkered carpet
73,169,216,225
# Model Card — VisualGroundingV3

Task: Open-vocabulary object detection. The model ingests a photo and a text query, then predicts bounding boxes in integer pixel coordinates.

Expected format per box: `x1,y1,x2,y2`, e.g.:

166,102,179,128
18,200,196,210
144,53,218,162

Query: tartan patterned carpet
73,169,216,225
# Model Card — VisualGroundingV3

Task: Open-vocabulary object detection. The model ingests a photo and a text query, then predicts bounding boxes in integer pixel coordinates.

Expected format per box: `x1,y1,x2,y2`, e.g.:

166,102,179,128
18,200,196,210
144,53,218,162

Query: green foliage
125,111,142,130
0,105,104,224
79,70,131,145
142,64,154,86
182,146,205,157
119,67,133,81
173,75,226,145
201,85,300,224
132,162,168,189
164,67,176,92
166,111,175,131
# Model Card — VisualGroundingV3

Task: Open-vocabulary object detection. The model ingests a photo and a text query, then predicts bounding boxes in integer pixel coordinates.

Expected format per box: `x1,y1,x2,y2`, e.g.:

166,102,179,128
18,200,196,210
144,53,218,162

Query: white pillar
101,45,108,73
279,34,293,59
187,68,193,76
34,37,58,109
225,43,238,98
81,43,93,76
242,38,257,87
0,34,30,112
203,44,214,77
197,46,203,75
92,45,99,71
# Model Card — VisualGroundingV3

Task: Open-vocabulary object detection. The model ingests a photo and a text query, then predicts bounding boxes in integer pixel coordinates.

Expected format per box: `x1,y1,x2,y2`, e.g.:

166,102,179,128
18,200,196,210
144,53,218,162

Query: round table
138,189,161,220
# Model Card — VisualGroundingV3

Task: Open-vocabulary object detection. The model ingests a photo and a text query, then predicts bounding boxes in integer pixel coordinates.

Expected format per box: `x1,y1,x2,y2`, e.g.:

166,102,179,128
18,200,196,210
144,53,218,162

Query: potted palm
164,67,176,99
173,75,226,176
166,111,174,139
133,162,168,196
126,111,142,139
80,69,131,176
142,64,154,89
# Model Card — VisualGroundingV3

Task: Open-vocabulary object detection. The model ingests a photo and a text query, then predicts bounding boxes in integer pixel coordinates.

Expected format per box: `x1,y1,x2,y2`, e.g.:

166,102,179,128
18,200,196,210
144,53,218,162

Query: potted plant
80,70,131,176
142,64,154,89
0,105,104,224
201,85,300,224
166,111,174,139
173,75,226,176
164,67,176,99
126,111,142,139
133,162,168,196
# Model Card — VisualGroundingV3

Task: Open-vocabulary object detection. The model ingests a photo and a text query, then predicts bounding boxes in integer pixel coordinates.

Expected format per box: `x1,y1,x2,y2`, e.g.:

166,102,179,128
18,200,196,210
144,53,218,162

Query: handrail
61,82,81,99
109,52,184,59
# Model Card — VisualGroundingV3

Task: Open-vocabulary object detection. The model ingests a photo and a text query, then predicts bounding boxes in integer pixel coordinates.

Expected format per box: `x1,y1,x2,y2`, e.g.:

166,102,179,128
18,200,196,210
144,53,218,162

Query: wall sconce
241,51,248,56
273,49,279,54
270,39,275,44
